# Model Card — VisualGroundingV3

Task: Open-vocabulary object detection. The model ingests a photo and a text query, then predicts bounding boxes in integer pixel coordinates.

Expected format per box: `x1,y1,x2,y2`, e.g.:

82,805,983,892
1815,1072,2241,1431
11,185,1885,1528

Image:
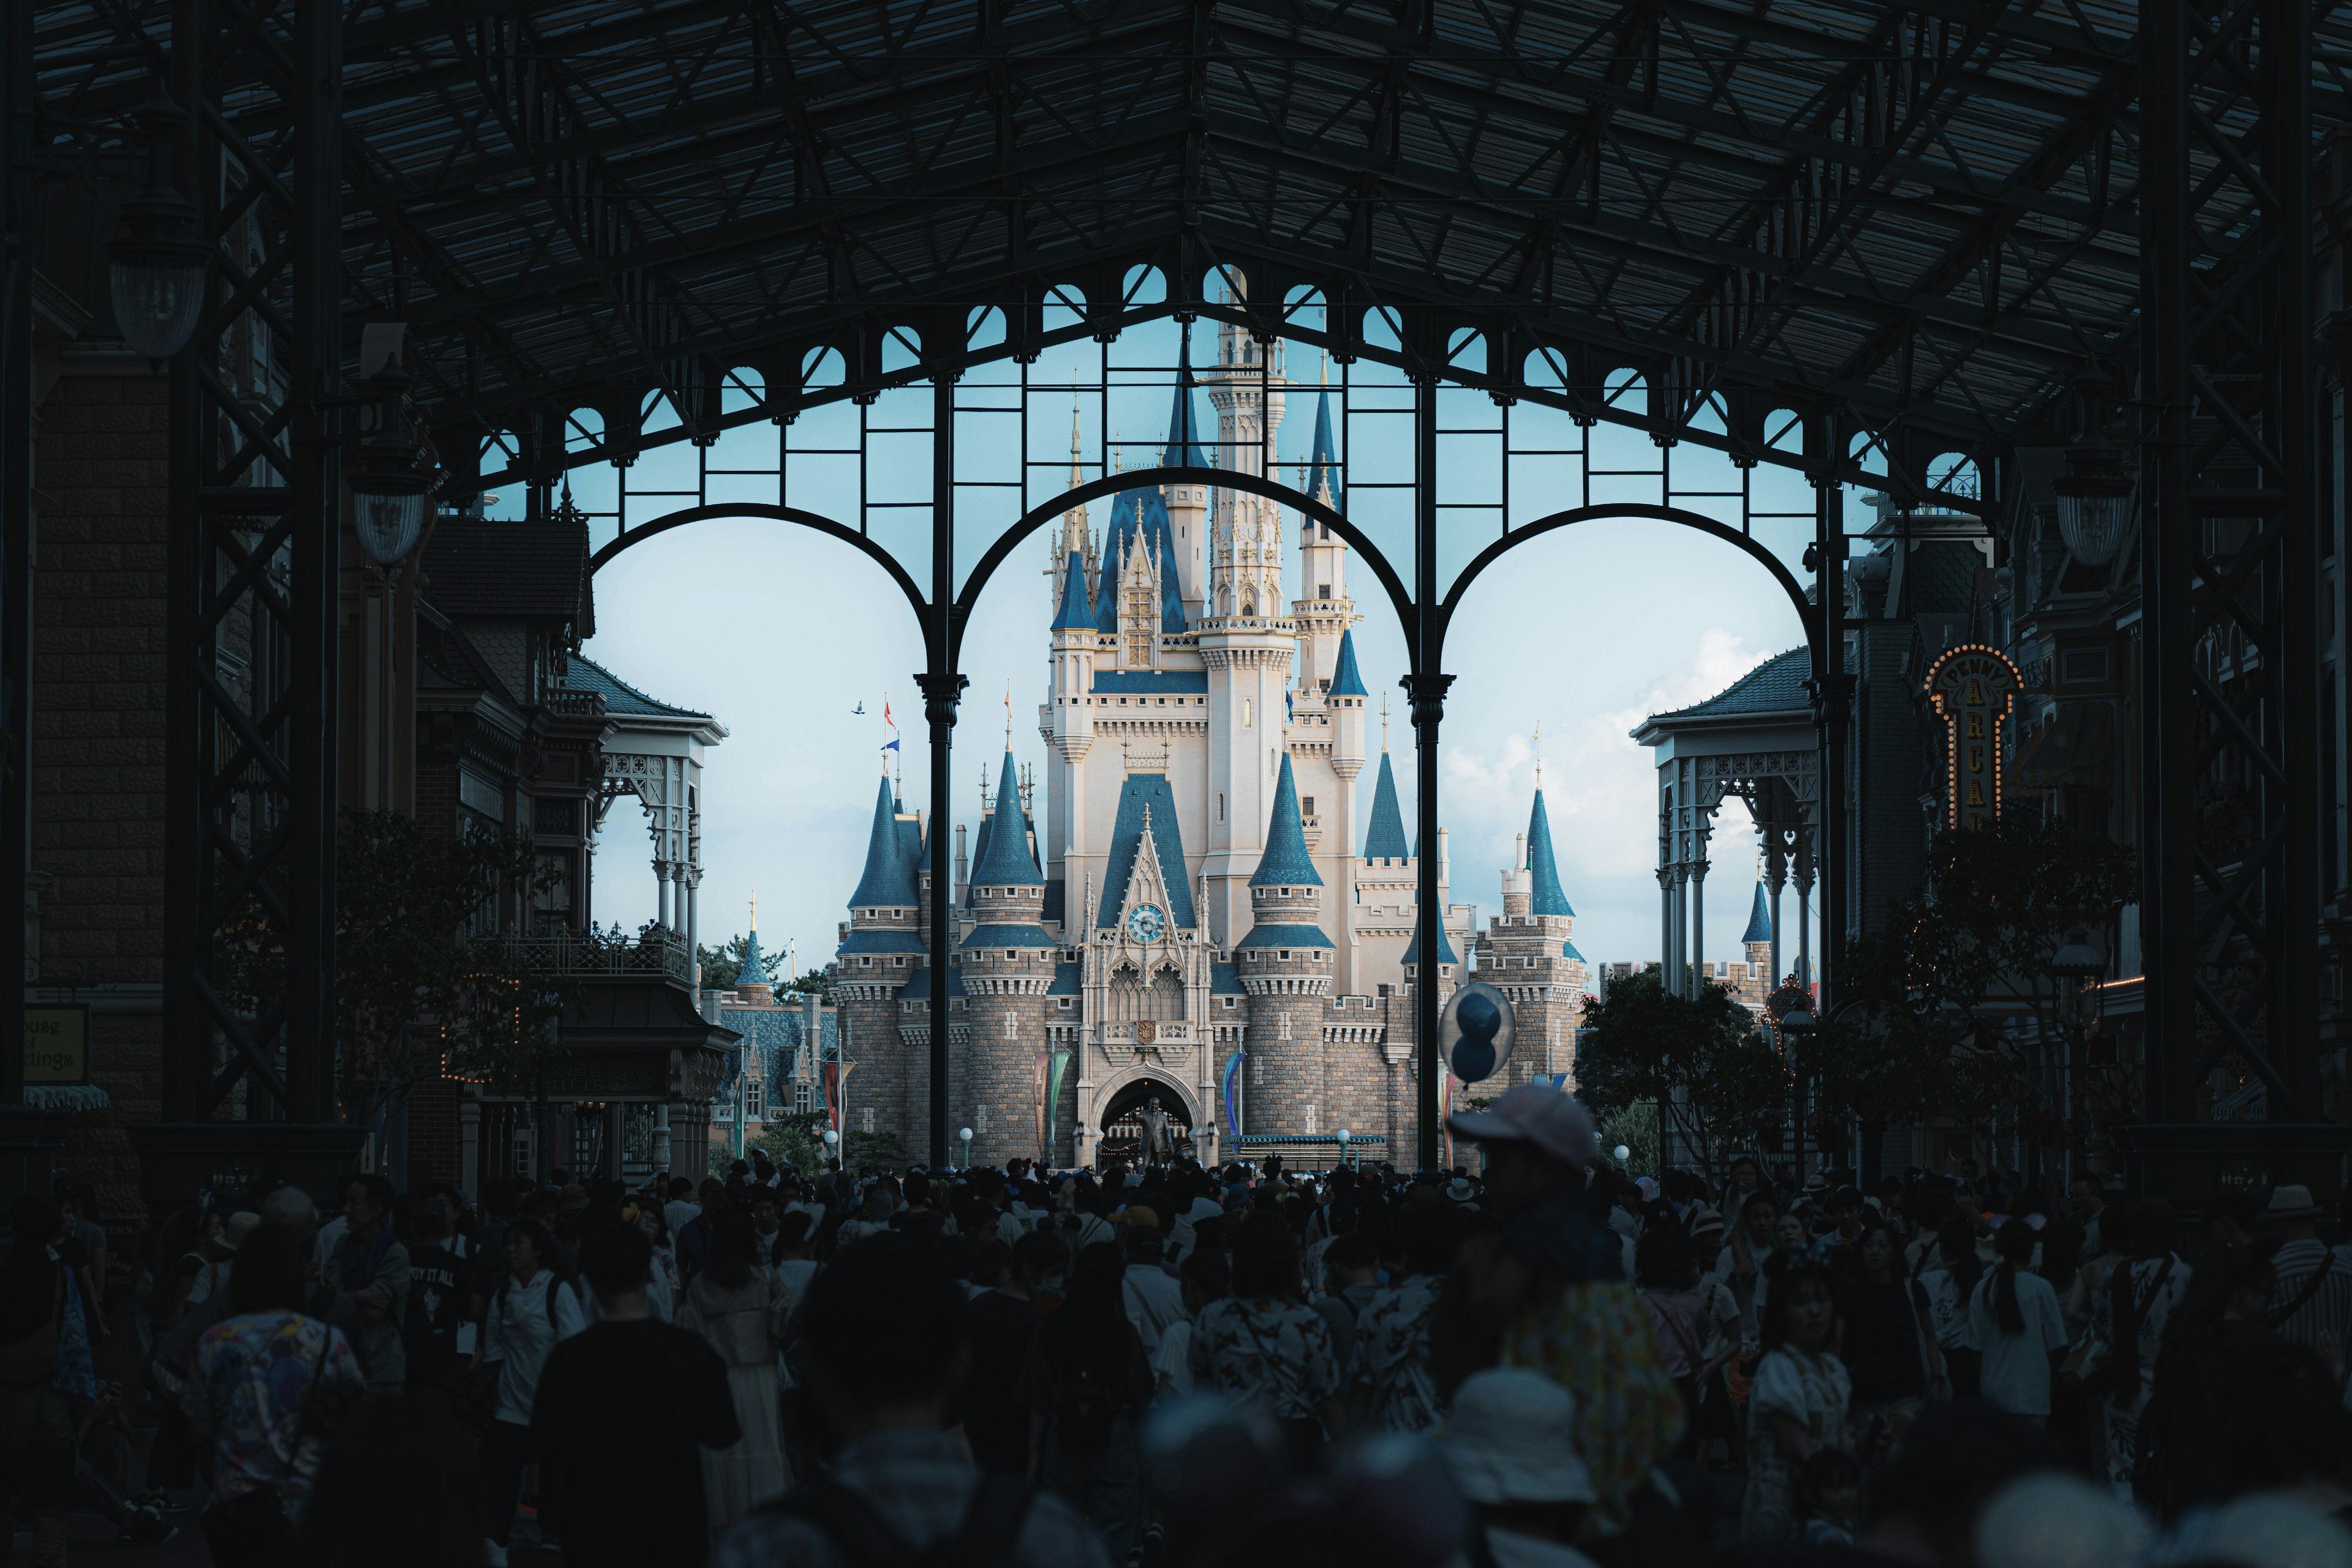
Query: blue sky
540,299,1827,984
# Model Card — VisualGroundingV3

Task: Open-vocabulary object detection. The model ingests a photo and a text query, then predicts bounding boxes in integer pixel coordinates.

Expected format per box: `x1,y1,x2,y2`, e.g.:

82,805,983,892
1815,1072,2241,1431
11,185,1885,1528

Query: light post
346,342,434,569
1614,1142,1632,1167
1335,1128,1350,1170
821,1127,839,1171
2048,929,2108,1182
959,1126,973,1171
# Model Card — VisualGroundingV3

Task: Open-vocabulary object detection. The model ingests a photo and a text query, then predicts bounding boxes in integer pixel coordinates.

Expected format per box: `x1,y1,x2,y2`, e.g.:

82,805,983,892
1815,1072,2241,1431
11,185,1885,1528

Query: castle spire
847,773,918,908
1329,629,1368,697
1526,788,1575,918
1252,754,1323,888
1052,549,1092,630
971,750,1044,888
1363,751,1409,860
1742,879,1774,945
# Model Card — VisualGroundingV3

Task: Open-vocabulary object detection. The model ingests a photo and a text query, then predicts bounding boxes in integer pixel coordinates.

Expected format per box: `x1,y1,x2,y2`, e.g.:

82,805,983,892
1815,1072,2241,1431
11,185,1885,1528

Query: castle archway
1093,1074,1197,1166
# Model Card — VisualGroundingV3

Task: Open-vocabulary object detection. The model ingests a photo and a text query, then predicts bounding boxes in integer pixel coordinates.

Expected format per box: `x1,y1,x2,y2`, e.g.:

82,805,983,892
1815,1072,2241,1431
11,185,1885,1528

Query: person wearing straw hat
1444,1084,1683,1536
2264,1184,2352,1371
1436,1367,1602,1568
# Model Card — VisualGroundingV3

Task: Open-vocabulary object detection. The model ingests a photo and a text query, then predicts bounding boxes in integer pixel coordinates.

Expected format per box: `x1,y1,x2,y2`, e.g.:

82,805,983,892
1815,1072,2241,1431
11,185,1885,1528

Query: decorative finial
749,891,757,932
1381,692,1390,753
1320,351,1329,386
1069,397,1084,489
1005,682,1014,750
1533,721,1544,790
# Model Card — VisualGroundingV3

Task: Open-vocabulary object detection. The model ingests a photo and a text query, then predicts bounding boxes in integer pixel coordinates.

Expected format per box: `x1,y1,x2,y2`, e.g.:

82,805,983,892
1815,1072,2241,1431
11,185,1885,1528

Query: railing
545,688,606,719
1231,1133,1387,1171
506,931,692,986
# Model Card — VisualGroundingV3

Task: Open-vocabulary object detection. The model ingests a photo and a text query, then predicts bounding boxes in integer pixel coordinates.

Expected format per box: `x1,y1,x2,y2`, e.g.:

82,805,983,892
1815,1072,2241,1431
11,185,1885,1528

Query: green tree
697,932,782,989
1573,968,1787,1178
217,810,577,1147
788,967,831,1000
1819,817,2137,1157
750,1112,831,1179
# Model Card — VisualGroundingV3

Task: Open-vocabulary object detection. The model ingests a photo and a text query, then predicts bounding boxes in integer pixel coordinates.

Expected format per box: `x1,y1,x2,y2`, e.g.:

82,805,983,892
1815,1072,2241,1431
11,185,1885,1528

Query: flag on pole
883,697,900,753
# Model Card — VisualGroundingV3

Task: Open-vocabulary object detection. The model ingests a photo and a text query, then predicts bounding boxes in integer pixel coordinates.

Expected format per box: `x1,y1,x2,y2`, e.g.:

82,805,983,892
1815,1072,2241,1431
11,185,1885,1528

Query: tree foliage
219,810,578,1110
1574,968,1788,1176
1815,816,2137,1145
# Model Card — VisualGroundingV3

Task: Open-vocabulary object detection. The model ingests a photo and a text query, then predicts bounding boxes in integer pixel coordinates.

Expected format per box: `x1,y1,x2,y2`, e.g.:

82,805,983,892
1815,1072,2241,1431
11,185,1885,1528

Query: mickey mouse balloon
1439,981,1516,1084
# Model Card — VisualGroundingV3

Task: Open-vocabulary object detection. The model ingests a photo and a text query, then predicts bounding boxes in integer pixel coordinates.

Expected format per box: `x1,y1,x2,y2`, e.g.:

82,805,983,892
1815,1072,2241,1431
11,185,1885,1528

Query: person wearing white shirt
1119,1228,1186,1355
1967,1221,2068,1423
478,1219,587,1564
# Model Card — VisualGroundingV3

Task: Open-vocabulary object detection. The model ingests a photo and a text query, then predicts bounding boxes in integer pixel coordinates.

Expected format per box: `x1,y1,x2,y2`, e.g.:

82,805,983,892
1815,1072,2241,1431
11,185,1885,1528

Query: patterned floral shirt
1188,1296,1340,1420
184,1310,366,1518
1499,1281,1687,1534
1351,1275,1443,1432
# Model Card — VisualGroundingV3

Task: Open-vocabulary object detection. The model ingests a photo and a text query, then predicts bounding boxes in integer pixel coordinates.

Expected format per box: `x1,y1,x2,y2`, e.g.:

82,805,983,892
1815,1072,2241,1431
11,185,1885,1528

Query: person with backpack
326,1175,410,1391
478,1217,586,1566
1186,1212,1344,1469
709,1233,1108,1568
533,1221,739,1568
1020,1242,1153,1555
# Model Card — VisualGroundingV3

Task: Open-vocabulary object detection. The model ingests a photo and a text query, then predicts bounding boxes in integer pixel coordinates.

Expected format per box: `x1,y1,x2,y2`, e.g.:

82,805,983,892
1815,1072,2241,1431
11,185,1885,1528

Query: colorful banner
1033,1052,1051,1165
1223,1051,1246,1137
1046,1049,1072,1164
823,1060,842,1135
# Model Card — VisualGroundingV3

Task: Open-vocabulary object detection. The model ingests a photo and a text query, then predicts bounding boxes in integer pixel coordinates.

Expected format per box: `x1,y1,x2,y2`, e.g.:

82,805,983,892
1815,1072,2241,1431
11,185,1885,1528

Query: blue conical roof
1156,526,1188,632
1403,922,1457,967
1052,550,1092,630
1161,369,1210,470
971,751,1043,888
1329,630,1367,696
1306,386,1338,500
1363,751,1408,859
1742,880,1774,944
1526,790,1574,917
1252,755,1322,887
736,927,769,987
848,774,918,908
1092,491,1186,634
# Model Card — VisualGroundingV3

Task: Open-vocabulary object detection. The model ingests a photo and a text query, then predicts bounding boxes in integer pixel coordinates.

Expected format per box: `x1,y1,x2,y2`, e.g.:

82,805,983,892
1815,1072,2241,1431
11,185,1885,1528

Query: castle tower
1471,777,1592,1088
960,748,1055,1167
1044,549,1098,899
834,772,923,1147
1197,290,1295,940
1292,379,1355,695
1162,369,1212,618
1238,756,1333,1134
1397,919,1459,1162
1326,630,1369,992
1738,879,1775,1012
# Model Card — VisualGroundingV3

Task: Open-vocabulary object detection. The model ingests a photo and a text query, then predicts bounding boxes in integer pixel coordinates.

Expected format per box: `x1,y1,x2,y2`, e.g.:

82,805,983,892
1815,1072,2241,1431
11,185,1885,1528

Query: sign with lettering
1923,646,2023,830
24,1006,89,1085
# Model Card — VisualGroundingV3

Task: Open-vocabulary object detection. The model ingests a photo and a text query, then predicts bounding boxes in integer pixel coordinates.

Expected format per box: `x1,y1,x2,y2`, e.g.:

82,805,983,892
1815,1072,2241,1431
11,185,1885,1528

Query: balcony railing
506,930,692,986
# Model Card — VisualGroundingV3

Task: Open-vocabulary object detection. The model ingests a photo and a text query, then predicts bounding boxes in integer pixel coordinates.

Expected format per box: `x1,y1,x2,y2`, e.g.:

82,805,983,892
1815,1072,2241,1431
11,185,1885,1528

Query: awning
2015,702,2114,791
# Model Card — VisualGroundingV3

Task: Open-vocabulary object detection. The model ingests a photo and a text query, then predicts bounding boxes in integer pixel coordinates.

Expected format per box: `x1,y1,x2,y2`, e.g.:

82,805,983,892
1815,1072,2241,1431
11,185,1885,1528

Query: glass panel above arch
519,315,1962,628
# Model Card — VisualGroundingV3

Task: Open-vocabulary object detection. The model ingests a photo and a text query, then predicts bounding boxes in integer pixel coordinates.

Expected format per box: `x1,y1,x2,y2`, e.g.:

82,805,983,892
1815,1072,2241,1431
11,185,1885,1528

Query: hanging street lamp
106,96,210,363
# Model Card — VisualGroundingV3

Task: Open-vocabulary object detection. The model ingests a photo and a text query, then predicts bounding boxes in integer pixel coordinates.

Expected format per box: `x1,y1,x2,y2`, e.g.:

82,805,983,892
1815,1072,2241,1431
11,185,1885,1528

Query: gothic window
795,1081,814,1113
745,1077,763,1117
1125,578,1155,666
1108,962,1147,1023
1150,964,1186,1020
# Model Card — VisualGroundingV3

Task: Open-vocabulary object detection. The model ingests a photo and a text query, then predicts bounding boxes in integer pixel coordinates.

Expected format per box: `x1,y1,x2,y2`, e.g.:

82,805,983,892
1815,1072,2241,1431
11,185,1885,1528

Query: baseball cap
1444,1082,1599,1168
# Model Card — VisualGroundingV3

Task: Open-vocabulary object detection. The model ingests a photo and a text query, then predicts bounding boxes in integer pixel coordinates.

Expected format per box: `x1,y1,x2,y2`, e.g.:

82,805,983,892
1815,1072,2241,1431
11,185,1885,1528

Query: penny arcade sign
1923,646,2023,830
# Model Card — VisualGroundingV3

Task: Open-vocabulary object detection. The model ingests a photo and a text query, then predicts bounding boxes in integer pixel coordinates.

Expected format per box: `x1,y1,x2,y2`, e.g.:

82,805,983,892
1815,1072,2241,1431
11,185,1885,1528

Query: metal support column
0,0,33,1114
1407,368,1449,1172
1809,422,1849,1009
919,369,965,1172
2122,0,2340,1198
138,0,362,1205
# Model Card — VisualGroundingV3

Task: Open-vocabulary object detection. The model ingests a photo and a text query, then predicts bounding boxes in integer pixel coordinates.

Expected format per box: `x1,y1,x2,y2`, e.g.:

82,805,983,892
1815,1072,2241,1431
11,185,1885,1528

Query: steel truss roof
30,0,2352,501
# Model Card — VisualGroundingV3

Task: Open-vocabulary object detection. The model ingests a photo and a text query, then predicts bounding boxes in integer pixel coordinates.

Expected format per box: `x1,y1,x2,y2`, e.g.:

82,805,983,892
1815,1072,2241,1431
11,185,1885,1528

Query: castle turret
962,750,1055,1167
1294,378,1356,695
1046,549,1097,903
837,772,925,1148
1238,756,1333,1134
1162,368,1212,617
1471,782,1590,1088
1738,879,1775,1011
1325,628,1370,992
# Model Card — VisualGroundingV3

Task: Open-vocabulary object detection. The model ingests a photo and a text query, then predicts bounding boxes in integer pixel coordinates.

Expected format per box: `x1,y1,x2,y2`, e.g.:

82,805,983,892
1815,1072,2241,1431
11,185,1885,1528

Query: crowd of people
1,1086,2351,1566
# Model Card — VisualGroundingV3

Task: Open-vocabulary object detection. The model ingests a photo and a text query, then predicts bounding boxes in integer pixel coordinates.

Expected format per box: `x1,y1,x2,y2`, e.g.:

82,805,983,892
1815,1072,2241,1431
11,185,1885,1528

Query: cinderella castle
831,318,1589,1170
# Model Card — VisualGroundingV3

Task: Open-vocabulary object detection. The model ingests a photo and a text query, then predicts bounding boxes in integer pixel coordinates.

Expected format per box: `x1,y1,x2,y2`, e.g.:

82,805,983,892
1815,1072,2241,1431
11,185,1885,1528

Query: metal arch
1432,502,1819,665
587,502,932,647
947,464,1416,671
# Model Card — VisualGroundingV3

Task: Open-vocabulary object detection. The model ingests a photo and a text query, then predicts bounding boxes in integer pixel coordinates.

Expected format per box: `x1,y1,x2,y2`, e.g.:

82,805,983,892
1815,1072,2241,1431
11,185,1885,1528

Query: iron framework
15,0,2347,1174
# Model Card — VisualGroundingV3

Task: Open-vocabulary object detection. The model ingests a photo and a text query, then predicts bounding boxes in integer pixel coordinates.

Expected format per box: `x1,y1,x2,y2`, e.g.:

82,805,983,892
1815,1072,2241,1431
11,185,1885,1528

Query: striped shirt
2269,1237,2352,1362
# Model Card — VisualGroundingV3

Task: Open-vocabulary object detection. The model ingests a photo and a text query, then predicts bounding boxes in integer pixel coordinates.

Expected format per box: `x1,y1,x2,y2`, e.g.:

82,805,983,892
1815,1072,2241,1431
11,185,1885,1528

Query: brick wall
34,363,170,1226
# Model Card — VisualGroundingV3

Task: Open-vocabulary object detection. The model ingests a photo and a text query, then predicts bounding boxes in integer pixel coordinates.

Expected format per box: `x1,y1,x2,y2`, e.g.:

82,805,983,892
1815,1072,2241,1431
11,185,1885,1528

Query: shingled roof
420,520,593,634
1646,649,1813,724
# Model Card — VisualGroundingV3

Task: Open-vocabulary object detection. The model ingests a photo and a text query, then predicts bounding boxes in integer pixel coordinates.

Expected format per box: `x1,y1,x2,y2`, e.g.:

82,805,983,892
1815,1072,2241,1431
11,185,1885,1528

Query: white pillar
1690,856,1707,993
654,1104,673,1173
